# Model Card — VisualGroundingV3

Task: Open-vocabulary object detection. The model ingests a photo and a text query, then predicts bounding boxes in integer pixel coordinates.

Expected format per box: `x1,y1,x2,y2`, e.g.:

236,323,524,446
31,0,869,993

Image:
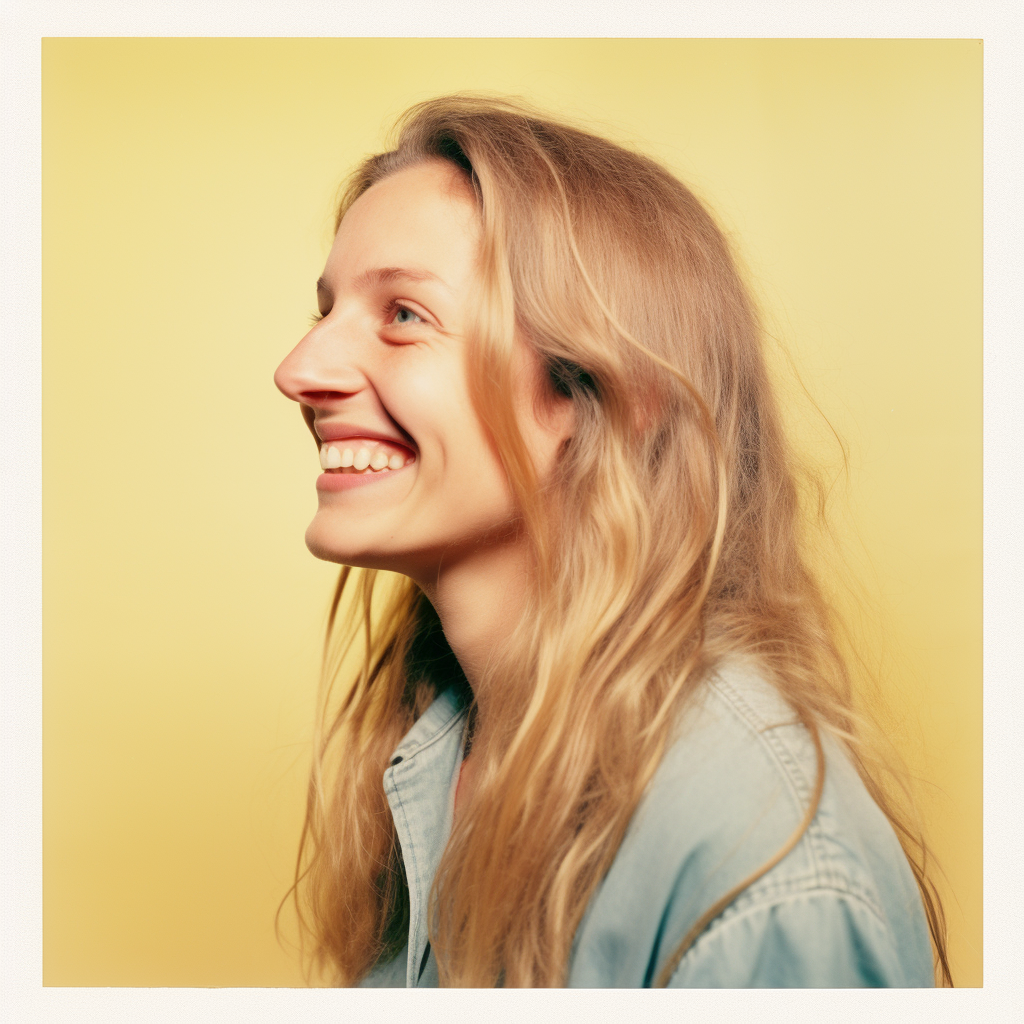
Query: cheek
387,356,486,460
430,426,512,513
381,348,469,423
382,353,517,517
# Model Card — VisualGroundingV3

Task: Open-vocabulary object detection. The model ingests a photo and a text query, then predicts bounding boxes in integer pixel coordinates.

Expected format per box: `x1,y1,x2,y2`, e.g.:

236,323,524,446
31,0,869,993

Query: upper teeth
319,441,410,473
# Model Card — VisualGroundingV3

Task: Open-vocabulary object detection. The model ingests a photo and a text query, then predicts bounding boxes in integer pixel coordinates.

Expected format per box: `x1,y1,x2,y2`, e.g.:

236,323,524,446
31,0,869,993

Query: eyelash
381,299,424,326
307,301,425,328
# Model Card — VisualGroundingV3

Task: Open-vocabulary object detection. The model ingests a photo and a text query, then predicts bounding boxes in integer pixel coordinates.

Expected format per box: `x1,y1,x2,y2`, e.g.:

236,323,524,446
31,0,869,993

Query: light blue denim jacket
360,660,935,987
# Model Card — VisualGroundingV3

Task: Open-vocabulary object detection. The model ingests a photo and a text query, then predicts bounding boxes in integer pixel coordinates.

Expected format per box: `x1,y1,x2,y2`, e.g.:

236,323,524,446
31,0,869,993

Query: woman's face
274,159,572,585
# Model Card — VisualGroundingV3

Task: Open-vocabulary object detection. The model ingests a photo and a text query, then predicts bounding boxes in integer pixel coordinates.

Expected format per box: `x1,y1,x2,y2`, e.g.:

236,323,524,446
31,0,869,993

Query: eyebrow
316,266,449,296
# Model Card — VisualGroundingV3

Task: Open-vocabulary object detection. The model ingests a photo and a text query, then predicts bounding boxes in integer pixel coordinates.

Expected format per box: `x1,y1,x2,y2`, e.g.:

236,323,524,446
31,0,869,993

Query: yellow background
42,39,981,986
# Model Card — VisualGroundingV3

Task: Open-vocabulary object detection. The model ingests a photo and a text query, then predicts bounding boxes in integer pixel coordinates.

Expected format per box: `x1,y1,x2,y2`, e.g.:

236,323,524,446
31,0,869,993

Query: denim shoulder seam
735,864,886,920
707,671,813,803
706,672,827,883
673,876,895,978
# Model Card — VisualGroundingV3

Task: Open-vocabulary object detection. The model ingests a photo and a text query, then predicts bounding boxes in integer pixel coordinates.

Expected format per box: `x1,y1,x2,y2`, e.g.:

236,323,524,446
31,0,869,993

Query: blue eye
393,306,423,325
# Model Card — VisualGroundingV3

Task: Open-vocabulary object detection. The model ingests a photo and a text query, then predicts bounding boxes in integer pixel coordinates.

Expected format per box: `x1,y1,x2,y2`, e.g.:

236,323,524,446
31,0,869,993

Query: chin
302,519,401,574
305,520,363,566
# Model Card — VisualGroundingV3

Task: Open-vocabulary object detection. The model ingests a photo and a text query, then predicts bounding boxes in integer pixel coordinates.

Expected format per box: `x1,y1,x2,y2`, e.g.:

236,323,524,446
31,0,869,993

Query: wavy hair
284,95,951,987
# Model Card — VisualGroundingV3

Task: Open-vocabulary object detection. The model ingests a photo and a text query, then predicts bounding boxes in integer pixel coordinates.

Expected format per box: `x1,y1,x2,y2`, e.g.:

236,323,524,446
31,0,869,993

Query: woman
274,96,949,987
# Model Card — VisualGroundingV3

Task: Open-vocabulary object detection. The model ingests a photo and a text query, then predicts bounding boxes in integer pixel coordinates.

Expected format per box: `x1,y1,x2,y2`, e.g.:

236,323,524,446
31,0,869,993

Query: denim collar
381,685,469,986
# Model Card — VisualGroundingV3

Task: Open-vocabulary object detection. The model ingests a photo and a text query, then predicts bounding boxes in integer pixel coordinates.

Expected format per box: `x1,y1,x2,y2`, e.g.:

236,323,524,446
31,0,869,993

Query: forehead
326,160,481,280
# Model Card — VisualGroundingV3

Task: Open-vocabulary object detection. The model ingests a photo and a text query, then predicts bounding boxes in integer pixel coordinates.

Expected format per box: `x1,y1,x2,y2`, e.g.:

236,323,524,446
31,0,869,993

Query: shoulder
566,660,934,987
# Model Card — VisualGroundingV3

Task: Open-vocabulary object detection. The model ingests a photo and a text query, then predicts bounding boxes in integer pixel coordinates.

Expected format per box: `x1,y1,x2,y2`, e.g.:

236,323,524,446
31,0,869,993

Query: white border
3,1,1020,1021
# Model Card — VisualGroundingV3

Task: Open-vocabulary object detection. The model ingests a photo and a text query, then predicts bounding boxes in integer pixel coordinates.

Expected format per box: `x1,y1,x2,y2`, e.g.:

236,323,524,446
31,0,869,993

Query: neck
415,534,532,716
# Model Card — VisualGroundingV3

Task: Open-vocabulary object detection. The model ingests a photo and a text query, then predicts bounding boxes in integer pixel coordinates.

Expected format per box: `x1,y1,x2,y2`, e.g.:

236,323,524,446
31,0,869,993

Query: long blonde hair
286,95,951,986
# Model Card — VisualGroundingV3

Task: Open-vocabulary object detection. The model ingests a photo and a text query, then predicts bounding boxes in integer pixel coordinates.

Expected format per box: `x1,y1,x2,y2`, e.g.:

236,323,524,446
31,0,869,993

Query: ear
632,393,661,434
532,356,578,440
548,388,577,448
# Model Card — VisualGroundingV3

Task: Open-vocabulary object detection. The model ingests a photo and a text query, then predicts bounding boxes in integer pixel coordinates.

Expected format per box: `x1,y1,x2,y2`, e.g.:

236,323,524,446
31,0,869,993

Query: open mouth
318,439,414,475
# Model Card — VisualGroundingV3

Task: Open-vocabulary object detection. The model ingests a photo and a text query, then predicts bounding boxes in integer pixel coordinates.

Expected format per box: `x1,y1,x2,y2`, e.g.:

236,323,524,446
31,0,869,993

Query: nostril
301,391,349,403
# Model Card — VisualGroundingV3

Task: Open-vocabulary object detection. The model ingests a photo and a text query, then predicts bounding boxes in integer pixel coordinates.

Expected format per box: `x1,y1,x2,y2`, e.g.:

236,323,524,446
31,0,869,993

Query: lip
314,420,416,454
315,463,413,492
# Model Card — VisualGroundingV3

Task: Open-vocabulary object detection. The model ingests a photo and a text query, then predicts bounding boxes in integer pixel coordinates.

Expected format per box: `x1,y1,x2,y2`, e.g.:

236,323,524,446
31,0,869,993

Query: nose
274,320,368,409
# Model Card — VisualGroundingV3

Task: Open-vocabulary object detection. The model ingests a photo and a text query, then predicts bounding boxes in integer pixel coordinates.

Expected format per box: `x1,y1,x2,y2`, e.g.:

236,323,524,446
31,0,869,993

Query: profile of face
274,160,572,588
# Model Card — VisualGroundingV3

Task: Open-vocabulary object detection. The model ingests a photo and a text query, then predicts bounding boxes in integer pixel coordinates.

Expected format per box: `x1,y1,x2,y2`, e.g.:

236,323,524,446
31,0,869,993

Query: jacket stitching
706,673,884,909
673,880,897,980
381,773,420,987
707,674,825,885
391,698,468,762
384,702,466,987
